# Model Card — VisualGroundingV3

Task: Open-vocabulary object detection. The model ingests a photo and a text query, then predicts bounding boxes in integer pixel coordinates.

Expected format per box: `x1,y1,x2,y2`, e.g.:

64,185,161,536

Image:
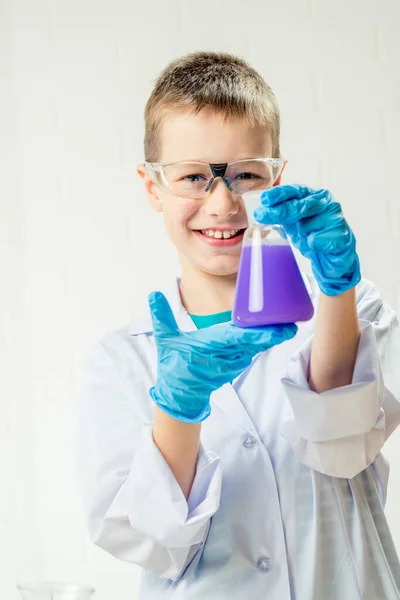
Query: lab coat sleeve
77,334,222,581
280,278,400,479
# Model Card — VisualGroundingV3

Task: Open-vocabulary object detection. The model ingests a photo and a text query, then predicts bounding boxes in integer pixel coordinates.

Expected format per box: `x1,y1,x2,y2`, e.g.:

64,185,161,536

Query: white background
1,0,400,598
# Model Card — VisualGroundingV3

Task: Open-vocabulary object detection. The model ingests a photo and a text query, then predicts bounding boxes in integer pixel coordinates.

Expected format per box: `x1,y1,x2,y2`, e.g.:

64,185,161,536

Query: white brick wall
2,1,400,598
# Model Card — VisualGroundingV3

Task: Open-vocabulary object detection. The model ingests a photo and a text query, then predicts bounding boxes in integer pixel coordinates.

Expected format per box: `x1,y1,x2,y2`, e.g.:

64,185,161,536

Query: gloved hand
254,185,361,296
148,291,297,423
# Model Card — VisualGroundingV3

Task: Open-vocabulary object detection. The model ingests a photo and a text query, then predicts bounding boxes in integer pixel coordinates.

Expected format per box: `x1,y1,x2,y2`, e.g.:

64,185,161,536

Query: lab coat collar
129,277,197,336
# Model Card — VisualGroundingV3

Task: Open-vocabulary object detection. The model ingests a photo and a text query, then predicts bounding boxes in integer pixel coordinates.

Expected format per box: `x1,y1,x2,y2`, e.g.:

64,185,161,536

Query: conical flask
17,582,95,600
233,190,314,327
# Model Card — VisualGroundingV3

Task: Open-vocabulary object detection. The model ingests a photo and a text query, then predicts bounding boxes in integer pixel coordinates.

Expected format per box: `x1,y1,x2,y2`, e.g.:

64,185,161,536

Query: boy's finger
260,184,318,206
148,291,180,336
230,323,298,347
255,189,334,225
260,323,298,348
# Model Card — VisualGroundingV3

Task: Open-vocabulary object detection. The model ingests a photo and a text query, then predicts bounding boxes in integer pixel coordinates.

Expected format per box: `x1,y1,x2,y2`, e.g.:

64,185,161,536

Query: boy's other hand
254,185,361,296
148,291,297,424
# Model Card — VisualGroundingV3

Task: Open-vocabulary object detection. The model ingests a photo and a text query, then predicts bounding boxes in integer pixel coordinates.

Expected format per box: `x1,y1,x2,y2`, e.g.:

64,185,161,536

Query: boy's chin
195,257,240,278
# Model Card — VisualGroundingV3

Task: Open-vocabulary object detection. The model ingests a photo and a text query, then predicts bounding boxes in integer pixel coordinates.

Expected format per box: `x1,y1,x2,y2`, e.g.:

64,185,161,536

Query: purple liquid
233,243,314,327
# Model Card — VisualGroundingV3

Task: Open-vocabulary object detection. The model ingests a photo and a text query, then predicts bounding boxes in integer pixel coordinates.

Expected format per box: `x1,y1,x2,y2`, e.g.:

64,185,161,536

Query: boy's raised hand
148,291,297,424
254,185,361,296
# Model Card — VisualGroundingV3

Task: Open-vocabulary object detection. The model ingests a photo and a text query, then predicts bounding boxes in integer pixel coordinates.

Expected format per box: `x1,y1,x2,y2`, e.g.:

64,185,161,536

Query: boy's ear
273,159,287,187
136,164,163,212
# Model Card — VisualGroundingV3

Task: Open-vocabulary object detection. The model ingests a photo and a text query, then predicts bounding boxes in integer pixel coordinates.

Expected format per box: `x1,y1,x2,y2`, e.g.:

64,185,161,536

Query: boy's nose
203,178,240,218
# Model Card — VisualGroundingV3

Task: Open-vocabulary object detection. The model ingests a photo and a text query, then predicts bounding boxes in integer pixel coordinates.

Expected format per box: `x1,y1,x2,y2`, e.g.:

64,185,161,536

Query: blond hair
144,51,281,162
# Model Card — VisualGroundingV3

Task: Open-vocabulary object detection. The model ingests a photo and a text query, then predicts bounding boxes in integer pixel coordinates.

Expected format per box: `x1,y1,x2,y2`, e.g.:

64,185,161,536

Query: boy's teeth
201,229,240,239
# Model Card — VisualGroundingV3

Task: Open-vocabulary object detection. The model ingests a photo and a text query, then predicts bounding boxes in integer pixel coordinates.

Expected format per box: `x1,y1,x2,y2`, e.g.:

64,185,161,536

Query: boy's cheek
162,213,191,248
162,200,199,236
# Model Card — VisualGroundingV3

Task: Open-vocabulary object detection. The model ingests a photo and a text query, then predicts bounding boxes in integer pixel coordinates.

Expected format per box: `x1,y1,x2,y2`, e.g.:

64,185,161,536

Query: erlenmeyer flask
233,190,314,327
17,582,95,600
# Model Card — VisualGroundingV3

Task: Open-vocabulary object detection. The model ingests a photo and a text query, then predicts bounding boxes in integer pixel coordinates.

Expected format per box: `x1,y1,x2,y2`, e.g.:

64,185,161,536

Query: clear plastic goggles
144,158,285,199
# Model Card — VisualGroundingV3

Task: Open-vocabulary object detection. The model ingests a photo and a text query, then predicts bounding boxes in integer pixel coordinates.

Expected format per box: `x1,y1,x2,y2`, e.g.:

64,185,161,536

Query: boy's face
137,108,282,279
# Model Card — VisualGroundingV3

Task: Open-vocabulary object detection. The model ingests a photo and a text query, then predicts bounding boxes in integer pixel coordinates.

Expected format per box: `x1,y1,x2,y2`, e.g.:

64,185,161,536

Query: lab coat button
241,434,258,449
257,556,273,573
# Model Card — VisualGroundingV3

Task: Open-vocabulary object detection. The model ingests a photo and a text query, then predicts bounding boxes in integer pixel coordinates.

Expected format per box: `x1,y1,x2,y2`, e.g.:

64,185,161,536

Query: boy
78,52,400,599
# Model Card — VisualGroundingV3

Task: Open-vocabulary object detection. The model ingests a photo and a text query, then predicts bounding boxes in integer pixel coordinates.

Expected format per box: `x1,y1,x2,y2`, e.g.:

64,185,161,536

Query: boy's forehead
159,108,272,163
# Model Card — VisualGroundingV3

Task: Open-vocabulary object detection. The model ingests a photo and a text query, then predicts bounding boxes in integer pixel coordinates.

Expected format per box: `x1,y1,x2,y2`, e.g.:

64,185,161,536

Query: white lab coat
78,274,400,599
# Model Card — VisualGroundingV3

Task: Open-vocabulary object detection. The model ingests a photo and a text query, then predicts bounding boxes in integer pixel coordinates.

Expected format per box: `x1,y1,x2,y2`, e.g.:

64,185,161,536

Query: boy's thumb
148,291,179,336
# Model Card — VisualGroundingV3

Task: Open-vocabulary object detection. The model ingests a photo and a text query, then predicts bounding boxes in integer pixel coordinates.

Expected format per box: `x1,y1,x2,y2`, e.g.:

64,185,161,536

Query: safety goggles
144,158,285,199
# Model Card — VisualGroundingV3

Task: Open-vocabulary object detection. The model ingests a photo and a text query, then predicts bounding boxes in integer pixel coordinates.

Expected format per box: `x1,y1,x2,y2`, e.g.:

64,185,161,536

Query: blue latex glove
254,185,361,296
148,291,297,423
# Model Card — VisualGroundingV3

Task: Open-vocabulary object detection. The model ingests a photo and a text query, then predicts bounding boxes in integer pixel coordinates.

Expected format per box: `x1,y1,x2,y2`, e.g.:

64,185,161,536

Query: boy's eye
183,174,208,183
236,172,260,181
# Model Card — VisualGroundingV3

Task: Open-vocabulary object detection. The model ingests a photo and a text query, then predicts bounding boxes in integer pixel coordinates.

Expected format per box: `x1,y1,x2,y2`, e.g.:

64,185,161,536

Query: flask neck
243,223,288,246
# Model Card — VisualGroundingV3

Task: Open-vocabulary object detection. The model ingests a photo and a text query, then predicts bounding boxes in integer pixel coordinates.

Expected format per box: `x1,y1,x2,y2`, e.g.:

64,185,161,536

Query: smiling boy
78,52,400,599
